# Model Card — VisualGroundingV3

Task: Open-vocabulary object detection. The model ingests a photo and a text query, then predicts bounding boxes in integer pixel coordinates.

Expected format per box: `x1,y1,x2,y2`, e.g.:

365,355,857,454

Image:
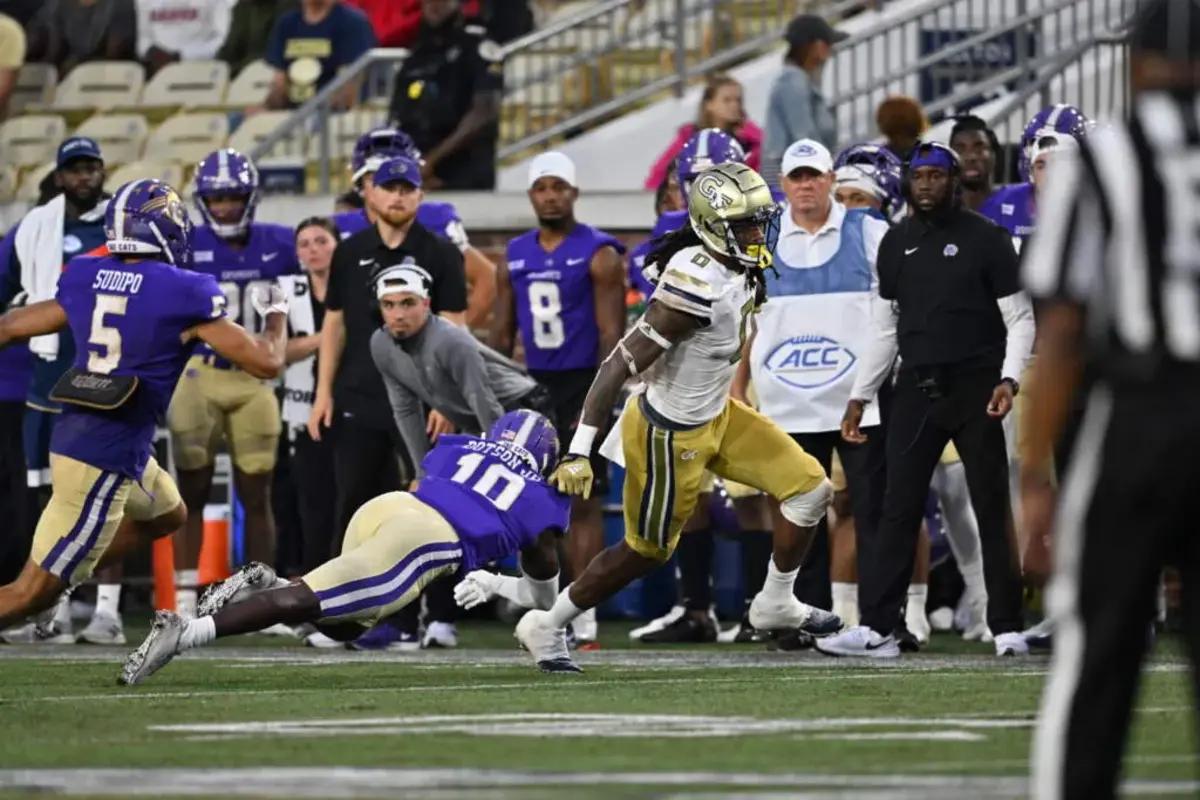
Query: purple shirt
333,203,468,250
506,224,624,372
413,434,570,572
52,253,227,477
979,183,1036,251
628,210,688,297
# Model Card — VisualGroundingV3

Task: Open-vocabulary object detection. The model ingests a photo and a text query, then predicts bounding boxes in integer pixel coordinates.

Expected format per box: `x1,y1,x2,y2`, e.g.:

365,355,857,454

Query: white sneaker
422,621,458,648
303,630,343,649
515,610,581,673
120,611,185,685
905,606,932,646
958,591,991,642
253,623,298,637
748,593,842,636
994,631,1030,657
629,605,684,641
928,606,955,632
814,625,900,658
76,612,126,645
197,562,284,616
0,600,74,645
572,607,597,644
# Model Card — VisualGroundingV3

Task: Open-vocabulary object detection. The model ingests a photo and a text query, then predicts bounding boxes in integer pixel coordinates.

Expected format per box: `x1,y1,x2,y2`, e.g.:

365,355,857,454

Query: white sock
546,586,583,629
176,569,198,618
761,558,799,602
906,583,928,618
178,616,216,651
52,591,72,625
831,582,859,627
95,584,121,618
959,559,986,599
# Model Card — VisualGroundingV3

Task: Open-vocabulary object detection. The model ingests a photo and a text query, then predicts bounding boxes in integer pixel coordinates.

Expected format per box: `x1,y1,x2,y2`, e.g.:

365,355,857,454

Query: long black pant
790,427,887,610
1033,384,1200,800
859,366,1023,635
331,412,405,556
292,429,338,574
0,401,29,584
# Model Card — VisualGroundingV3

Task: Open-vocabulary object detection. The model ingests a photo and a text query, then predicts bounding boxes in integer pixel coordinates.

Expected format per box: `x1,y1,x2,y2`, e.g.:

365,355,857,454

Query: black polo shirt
326,219,467,430
877,206,1019,371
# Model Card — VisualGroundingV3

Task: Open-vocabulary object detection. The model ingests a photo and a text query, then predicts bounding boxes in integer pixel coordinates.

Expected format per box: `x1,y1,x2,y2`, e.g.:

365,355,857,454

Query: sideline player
0,178,286,630
490,151,625,645
167,148,298,618
517,164,839,672
120,410,570,684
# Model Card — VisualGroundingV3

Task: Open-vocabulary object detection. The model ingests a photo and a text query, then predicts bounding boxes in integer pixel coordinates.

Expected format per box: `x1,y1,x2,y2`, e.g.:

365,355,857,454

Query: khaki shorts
32,455,181,585
168,356,280,473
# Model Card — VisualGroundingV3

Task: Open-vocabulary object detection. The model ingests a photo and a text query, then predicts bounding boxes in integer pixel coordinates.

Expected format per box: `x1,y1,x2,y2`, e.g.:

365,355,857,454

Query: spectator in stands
25,0,137,75
136,0,235,75
876,96,928,163
0,13,25,121
763,14,845,188
388,0,503,190
218,0,297,75
264,0,376,110
478,0,532,43
643,74,763,190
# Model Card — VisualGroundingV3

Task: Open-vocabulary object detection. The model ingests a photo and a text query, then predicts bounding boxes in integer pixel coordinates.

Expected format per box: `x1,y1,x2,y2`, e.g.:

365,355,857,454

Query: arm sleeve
861,216,889,289
997,291,1036,383
432,245,468,313
1022,148,1107,304
263,15,286,69
849,288,899,403
876,228,899,300
371,335,430,474
446,332,505,431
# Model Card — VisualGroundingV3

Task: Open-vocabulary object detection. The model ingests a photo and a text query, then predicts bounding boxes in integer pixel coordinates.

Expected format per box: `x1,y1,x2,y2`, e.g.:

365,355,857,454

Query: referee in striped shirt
1021,1,1200,797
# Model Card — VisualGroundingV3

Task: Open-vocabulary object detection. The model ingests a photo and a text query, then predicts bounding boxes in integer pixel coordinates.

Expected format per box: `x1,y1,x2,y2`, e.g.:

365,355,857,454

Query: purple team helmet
487,409,560,477
833,143,905,221
1018,104,1089,182
351,127,423,185
105,178,194,268
194,148,260,239
676,127,747,204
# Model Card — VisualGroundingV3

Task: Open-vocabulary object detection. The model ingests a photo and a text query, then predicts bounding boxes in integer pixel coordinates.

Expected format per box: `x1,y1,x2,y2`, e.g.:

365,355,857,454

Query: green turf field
0,621,1195,798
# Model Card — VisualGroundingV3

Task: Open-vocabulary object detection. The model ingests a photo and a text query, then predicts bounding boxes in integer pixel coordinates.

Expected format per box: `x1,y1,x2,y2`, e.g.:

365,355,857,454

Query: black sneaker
895,625,921,653
638,613,718,644
769,629,815,651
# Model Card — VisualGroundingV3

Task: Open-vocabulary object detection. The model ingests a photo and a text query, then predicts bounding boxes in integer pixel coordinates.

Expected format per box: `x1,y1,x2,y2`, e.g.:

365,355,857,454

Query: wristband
568,423,599,457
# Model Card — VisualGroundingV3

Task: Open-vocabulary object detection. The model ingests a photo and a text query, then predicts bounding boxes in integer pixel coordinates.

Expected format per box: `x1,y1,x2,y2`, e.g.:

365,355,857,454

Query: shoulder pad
652,247,718,319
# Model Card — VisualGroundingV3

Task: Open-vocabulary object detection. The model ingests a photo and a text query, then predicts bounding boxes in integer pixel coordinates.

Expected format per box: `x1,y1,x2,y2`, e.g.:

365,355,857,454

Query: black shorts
530,367,608,495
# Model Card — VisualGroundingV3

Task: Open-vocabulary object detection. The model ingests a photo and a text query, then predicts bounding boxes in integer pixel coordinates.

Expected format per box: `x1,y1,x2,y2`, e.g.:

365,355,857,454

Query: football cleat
76,612,126,645
637,612,717,644
516,610,582,673
629,605,685,641
197,561,283,617
905,606,932,646
814,625,900,658
768,629,815,651
748,593,843,637
119,611,185,685
1022,618,1054,650
572,607,598,645
350,622,420,651
422,621,458,649
994,631,1030,657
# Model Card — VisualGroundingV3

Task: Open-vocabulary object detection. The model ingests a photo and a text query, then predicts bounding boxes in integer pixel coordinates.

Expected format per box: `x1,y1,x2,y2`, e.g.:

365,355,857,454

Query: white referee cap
375,264,432,300
834,165,885,199
528,151,577,188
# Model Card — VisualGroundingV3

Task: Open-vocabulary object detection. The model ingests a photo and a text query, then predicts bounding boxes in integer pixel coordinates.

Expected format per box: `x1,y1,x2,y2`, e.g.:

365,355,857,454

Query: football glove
550,455,593,499
250,282,290,318
453,570,501,610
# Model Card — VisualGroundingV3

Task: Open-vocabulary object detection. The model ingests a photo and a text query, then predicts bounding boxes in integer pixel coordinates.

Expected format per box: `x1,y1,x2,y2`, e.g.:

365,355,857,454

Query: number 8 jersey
412,434,571,571
505,223,624,371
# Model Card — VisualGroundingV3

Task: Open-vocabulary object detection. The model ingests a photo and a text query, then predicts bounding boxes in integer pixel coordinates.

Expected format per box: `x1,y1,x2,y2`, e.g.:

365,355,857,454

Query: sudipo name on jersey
92,269,144,294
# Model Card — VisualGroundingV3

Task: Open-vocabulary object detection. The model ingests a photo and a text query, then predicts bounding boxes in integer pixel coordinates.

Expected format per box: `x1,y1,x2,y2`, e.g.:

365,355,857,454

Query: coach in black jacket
820,141,1036,658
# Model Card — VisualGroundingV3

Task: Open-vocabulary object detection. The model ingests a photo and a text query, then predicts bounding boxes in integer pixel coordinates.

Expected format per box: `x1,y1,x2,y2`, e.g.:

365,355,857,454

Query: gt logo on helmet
695,174,733,210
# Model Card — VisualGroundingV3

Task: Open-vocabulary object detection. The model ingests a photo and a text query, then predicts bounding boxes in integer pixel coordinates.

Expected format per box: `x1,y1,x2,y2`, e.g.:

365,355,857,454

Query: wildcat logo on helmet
695,174,733,210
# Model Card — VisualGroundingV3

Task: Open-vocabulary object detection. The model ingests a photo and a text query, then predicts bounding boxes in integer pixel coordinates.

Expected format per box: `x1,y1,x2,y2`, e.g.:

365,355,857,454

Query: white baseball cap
834,165,885,199
781,139,834,176
528,151,577,188
375,264,432,300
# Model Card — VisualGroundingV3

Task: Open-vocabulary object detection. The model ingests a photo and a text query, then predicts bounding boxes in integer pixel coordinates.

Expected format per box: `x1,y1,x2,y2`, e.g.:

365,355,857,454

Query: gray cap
784,14,848,47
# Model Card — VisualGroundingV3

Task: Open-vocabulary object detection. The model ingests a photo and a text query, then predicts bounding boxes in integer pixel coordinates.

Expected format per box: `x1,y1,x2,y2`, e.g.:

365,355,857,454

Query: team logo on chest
763,335,858,389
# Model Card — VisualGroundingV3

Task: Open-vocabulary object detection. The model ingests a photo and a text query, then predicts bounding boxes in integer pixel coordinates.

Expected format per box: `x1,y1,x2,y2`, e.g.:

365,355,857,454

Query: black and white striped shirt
1023,91,1200,383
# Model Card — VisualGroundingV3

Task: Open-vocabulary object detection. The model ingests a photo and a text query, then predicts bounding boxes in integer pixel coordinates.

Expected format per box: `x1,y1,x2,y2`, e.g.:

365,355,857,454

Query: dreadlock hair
643,221,770,309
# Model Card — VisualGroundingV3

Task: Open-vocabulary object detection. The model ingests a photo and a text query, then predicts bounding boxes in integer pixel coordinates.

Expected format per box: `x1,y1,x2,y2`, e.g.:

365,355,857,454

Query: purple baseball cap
373,156,422,189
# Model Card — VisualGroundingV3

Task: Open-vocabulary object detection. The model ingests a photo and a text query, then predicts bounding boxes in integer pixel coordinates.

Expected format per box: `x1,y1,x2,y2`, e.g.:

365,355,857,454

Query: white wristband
568,423,599,457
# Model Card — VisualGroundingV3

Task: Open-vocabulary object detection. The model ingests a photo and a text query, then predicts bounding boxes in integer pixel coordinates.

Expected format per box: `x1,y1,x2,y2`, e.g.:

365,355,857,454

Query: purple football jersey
0,344,31,403
979,183,1036,252
413,434,570,572
333,202,467,250
52,252,227,477
506,223,624,371
628,210,688,298
191,222,299,344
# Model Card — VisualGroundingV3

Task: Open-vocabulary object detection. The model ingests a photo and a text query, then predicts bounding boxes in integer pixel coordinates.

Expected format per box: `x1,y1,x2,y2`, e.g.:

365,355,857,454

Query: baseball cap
375,264,432,300
373,156,422,189
834,165,884,199
784,14,848,47
527,151,577,188
781,139,834,176
56,136,103,169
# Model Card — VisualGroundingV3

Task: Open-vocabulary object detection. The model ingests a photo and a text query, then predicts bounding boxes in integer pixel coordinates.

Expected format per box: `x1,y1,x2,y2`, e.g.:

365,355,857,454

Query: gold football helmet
687,163,779,269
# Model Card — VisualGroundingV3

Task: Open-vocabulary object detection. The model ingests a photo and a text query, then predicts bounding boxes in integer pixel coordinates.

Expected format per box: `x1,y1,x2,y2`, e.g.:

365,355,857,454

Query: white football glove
250,282,290,318
453,570,501,610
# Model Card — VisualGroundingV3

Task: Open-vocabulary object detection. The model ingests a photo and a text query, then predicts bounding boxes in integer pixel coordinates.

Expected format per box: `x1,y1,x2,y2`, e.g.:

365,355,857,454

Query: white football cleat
253,623,298,637
814,625,900,658
928,605,955,632
994,631,1030,657
120,611,185,685
905,606,932,646
748,593,842,636
572,607,598,644
629,605,684,641
197,562,284,617
422,621,458,648
956,590,991,641
515,610,581,673
76,611,126,645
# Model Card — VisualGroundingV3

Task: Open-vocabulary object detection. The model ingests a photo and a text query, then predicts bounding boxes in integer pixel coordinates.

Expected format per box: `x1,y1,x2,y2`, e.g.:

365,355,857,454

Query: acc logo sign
694,174,732,210
764,335,857,389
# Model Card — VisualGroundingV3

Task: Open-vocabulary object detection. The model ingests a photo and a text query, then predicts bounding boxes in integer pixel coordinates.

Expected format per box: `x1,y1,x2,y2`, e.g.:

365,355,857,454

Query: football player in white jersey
514,163,839,671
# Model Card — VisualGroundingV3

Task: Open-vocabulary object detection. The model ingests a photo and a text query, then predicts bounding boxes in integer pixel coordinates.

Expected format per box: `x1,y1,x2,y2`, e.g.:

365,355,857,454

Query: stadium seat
105,160,186,192
305,108,387,162
0,114,67,169
228,111,305,161
74,114,150,166
15,161,54,203
10,63,57,115
52,61,145,110
225,60,275,108
142,112,229,165
139,61,230,109
0,164,17,202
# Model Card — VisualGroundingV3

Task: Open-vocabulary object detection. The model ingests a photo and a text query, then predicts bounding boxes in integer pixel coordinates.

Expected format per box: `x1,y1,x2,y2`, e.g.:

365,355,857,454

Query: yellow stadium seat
225,60,275,109
15,161,55,203
11,63,57,115
0,164,17,202
143,112,229,165
0,114,67,169
139,61,230,109
105,160,186,193
73,113,150,166
228,111,305,161
52,61,145,110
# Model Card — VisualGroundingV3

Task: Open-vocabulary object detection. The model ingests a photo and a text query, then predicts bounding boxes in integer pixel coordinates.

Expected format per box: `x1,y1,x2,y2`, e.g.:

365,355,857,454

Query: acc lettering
763,335,858,390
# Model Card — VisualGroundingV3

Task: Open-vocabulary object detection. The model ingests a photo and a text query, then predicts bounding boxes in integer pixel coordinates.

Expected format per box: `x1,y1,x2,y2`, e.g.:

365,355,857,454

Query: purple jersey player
0,178,287,634
120,410,576,684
